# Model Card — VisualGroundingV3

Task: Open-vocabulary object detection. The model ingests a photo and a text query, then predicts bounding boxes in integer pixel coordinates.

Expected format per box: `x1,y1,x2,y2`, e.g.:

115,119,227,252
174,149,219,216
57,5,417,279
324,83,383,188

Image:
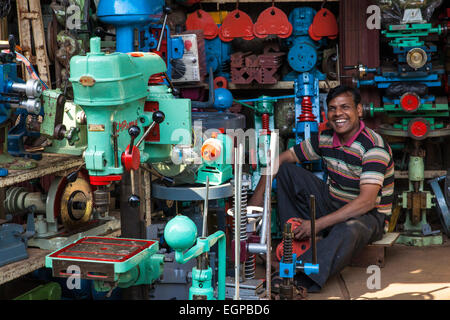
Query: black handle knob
94,27,116,38
128,126,141,138
152,111,165,124
8,34,15,53
127,126,141,155
128,194,140,208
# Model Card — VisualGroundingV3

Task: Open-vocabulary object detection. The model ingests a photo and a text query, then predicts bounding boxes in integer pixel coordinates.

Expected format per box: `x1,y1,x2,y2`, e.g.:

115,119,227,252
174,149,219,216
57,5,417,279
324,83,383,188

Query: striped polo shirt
291,121,394,215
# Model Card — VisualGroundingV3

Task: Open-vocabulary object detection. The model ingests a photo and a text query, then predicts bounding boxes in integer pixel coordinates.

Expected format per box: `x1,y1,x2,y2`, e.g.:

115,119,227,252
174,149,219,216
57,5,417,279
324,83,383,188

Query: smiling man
249,85,394,293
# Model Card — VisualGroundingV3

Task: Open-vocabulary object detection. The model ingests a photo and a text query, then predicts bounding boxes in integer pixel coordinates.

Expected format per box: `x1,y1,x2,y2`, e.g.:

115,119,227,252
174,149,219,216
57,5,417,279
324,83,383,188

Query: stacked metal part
351,1,448,246
283,7,326,179
230,44,285,84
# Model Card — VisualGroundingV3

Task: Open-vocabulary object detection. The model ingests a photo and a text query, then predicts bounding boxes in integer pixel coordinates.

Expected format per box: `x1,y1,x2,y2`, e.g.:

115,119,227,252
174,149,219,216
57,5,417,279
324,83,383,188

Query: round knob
152,111,165,124
164,215,198,251
128,126,141,138
128,195,140,208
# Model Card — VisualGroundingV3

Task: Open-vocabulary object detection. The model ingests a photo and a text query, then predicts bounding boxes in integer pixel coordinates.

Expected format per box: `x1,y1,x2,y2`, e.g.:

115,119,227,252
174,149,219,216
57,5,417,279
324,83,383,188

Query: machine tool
39,89,87,155
45,236,165,295
349,2,448,246
196,131,233,186
283,7,327,179
3,170,119,251
69,36,191,211
164,212,226,300
276,195,319,300
0,35,44,175
97,0,164,53
0,206,35,267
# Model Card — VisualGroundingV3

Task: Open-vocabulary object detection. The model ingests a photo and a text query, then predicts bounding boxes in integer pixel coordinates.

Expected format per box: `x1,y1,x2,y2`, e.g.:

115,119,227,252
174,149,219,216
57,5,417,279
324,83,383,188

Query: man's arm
292,183,381,240
248,149,299,207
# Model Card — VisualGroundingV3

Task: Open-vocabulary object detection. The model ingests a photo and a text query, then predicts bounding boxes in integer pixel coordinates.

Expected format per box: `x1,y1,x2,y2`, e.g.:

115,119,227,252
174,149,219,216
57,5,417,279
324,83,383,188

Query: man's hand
291,217,312,240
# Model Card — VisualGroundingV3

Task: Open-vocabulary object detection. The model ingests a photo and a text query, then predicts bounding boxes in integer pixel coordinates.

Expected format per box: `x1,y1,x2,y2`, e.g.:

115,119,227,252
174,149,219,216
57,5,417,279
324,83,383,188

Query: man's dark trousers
276,163,385,291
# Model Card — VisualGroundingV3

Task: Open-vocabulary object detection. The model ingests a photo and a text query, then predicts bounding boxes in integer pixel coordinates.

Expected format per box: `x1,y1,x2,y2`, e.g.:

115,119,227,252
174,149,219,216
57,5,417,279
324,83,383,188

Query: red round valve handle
121,145,141,171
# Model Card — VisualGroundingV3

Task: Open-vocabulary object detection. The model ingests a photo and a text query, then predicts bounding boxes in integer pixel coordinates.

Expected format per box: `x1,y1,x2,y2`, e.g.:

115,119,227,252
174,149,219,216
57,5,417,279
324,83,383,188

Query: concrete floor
307,238,450,300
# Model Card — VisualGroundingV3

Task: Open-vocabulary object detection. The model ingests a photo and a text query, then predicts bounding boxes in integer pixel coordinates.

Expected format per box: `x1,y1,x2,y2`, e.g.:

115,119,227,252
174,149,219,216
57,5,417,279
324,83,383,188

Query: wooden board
394,170,446,180
371,232,400,247
227,80,340,90
0,248,50,286
16,0,51,87
0,154,84,188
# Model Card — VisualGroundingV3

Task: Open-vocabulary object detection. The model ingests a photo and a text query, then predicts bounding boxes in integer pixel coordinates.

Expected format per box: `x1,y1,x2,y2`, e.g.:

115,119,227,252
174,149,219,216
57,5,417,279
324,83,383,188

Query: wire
1,49,49,90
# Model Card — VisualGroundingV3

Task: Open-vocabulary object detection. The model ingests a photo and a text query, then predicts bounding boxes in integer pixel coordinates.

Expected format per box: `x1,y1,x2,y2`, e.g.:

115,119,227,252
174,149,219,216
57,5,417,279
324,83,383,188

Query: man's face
327,92,363,141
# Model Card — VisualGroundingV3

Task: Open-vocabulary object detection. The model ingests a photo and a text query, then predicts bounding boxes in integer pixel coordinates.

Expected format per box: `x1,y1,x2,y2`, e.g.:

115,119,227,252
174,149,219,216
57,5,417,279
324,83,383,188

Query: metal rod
112,122,119,168
202,176,209,238
156,14,168,52
265,149,272,300
234,146,240,300
130,170,136,195
310,195,317,265
260,157,271,245
136,121,157,149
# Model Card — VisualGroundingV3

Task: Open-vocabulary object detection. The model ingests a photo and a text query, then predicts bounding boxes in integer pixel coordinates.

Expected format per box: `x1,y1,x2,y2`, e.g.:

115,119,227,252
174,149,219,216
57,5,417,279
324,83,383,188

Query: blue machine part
97,0,164,53
358,73,442,89
283,7,325,80
213,88,233,111
0,63,43,160
279,254,319,279
293,71,325,145
428,175,450,237
204,36,231,80
0,210,35,267
138,24,184,81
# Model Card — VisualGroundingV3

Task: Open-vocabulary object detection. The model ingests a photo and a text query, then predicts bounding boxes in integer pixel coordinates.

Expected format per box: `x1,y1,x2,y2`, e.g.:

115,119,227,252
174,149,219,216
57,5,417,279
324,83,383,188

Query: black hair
326,85,361,106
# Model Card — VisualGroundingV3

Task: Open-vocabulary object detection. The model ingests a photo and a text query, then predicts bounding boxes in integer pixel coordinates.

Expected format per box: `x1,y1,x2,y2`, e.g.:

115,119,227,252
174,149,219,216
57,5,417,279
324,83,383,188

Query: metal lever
126,126,141,208
156,7,171,52
310,195,317,265
135,111,165,148
127,126,141,155
202,176,210,238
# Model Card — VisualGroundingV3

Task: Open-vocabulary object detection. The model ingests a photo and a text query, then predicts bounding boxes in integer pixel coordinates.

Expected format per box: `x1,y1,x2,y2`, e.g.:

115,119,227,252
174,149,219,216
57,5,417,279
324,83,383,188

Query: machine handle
127,125,141,155
135,111,165,148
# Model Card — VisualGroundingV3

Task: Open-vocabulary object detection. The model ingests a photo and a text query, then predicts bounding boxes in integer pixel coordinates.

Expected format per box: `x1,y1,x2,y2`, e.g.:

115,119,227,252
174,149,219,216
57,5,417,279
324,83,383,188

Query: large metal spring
232,181,256,280
283,223,294,264
232,184,248,241
298,96,316,122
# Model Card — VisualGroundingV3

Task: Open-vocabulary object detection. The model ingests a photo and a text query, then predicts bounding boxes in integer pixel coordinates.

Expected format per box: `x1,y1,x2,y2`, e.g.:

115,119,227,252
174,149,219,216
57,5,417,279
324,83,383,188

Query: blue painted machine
0,35,43,175
97,0,164,53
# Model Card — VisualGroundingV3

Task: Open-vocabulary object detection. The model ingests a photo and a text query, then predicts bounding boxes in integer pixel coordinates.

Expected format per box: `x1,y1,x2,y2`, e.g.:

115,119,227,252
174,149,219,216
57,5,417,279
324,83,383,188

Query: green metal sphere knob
164,215,198,251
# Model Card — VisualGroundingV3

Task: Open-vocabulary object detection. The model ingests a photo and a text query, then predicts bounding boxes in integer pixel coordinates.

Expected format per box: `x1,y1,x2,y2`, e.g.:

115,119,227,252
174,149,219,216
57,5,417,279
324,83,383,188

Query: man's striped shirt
291,121,394,215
